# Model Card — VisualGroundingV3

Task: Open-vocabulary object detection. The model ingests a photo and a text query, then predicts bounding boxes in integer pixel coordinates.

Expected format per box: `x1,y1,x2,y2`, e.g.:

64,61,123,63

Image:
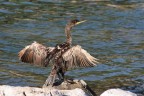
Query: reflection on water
0,0,144,95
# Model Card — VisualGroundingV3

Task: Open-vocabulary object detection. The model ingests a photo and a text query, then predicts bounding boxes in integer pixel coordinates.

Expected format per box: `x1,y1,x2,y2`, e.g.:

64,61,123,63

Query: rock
43,79,97,96
100,88,137,96
0,79,96,96
0,85,89,96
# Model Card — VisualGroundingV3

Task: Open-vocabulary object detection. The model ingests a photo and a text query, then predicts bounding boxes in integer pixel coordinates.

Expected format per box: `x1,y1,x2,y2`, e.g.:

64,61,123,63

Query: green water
0,0,144,95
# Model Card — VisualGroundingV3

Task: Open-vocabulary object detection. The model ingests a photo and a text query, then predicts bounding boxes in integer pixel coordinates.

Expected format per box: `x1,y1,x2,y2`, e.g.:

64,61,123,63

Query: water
0,0,144,95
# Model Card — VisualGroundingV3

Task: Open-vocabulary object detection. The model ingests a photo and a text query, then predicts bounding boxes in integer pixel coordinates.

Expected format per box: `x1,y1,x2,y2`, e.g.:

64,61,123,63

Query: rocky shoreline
0,79,142,96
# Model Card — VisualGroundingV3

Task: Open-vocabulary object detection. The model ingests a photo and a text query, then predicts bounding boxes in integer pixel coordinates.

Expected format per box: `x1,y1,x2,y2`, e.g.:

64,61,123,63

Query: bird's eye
74,19,79,23
71,19,79,24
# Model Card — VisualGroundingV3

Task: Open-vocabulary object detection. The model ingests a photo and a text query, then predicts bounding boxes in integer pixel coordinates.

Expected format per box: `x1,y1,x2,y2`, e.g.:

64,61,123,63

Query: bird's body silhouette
18,19,99,86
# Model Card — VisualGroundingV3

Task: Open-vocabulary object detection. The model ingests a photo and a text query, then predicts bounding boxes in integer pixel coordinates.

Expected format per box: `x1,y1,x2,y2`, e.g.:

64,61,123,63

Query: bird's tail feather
43,74,57,87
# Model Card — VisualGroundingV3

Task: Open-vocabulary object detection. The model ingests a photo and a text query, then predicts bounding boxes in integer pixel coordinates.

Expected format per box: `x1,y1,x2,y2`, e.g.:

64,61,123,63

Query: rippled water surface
0,0,144,95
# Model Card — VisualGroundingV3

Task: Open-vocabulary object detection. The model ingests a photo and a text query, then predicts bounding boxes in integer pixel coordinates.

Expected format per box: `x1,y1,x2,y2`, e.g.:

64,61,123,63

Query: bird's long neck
65,24,72,45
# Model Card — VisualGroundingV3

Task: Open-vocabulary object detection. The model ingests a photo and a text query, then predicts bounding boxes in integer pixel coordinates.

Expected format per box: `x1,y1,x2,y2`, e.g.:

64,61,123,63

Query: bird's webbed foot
57,69,65,81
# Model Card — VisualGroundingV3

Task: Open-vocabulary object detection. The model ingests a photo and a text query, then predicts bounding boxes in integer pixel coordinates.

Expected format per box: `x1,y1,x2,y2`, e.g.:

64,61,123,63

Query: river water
0,0,144,95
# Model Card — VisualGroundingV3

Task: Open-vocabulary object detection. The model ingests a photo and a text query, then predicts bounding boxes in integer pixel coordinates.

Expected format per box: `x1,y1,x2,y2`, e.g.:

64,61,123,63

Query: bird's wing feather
18,41,54,67
62,45,99,69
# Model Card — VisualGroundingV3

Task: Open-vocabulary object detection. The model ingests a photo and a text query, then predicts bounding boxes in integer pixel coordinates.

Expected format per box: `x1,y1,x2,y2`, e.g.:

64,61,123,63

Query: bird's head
65,19,86,44
68,19,86,27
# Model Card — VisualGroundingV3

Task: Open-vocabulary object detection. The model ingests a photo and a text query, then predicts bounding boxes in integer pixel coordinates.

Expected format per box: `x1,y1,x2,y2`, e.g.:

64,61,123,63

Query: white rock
0,85,88,96
100,88,137,96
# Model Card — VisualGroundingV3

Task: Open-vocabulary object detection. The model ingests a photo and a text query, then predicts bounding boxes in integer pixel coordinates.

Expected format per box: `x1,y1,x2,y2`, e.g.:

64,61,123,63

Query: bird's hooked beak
75,20,87,25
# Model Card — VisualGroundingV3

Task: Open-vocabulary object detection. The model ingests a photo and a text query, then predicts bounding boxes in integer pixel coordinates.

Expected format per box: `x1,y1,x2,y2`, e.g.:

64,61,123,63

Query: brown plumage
18,41,55,67
18,19,99,86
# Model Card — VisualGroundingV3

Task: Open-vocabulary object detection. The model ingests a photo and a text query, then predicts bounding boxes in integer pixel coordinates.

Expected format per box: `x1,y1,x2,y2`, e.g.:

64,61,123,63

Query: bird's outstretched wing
18,41,54,67
62,45,99,69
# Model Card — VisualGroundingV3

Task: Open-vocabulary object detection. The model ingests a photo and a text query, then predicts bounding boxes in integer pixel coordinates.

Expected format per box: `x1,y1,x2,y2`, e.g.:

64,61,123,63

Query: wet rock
122,83,144,95
130,84,144,95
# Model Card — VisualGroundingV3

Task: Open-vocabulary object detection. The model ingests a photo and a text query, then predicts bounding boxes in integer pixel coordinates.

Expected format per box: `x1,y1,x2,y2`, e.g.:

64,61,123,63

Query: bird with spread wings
18,19,99,86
